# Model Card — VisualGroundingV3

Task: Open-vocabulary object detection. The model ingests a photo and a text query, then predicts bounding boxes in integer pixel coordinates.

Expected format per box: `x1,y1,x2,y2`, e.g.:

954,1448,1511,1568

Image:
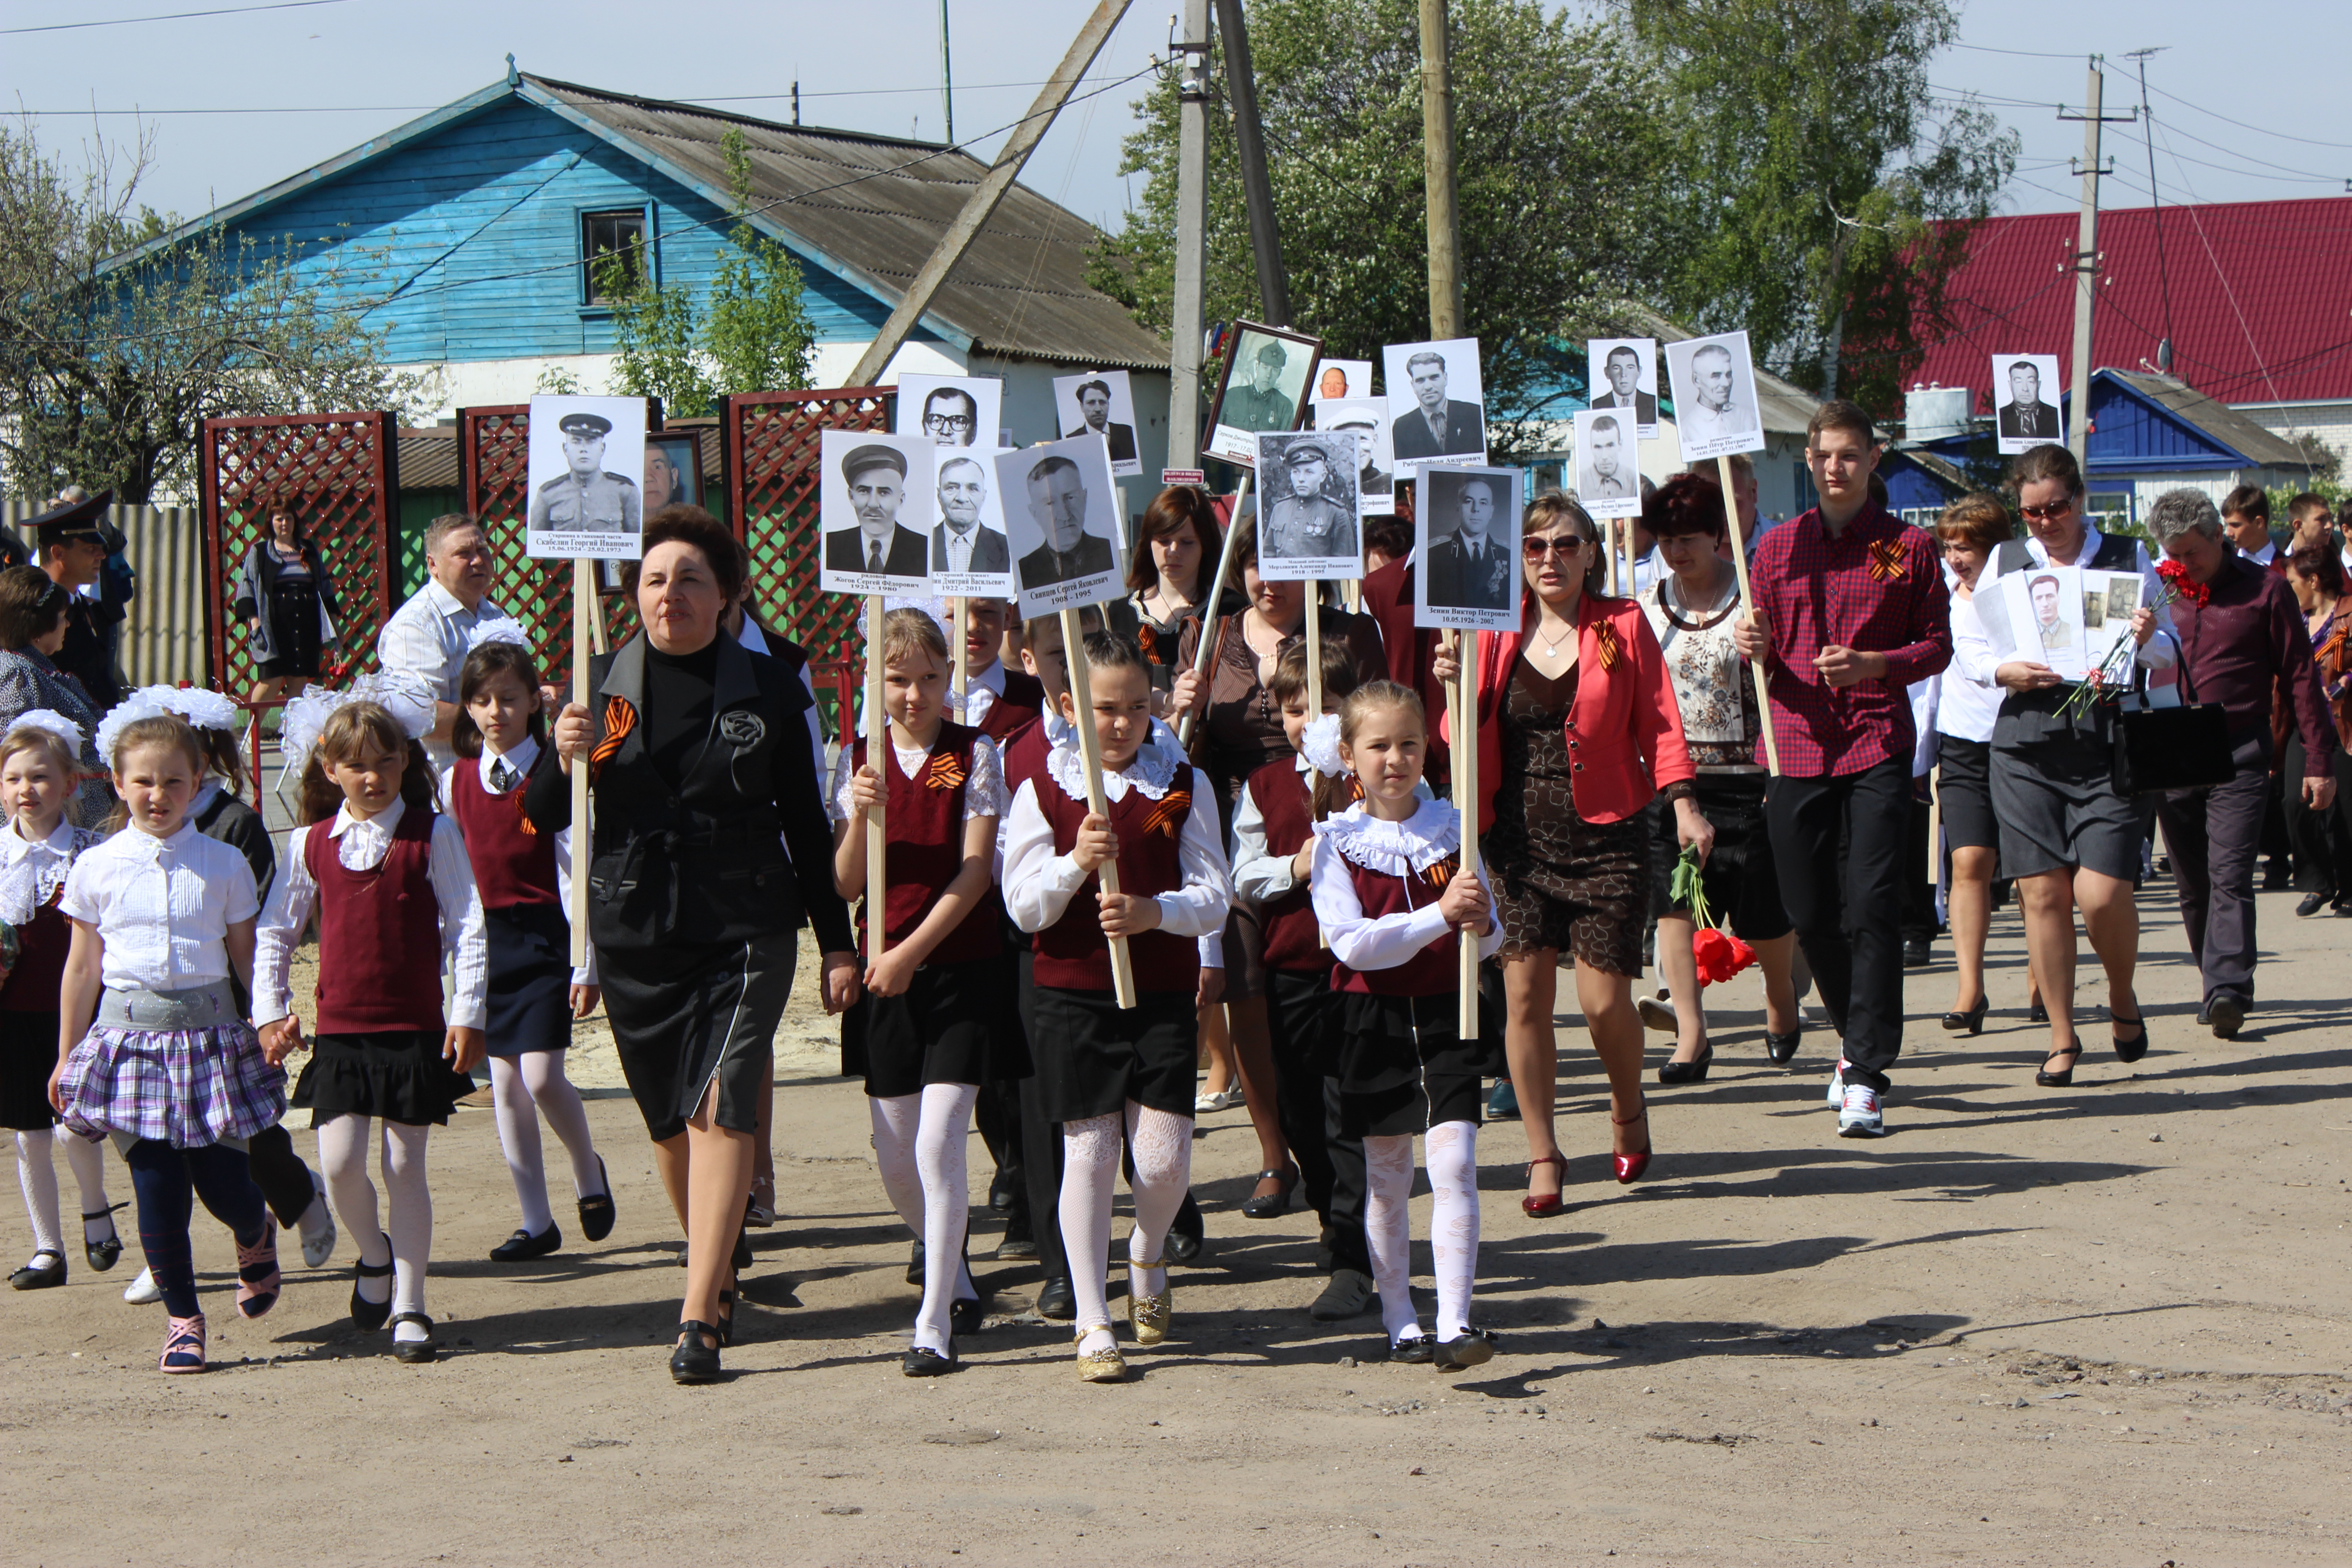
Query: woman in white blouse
1931,495,2011,1034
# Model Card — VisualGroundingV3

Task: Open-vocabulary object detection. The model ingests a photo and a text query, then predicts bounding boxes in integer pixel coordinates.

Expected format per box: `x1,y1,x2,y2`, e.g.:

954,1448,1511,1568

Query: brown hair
1934,493,2015,555
1126,486,1224,598
2221,484,2269,523
103,714,209,833
0,725,80,783
0,565,70,651
1363,515,1413,565
452,640,548,761
1806,400,1876,446
193,727,247,798
297,701,434,827
1522,492,1608,595
2288,544,2347,598
880,606,950,672
1078,629,1149,680
2007,442,2083,500
1267,639,1364,709
1337,679,1425,748
422,512,480,556
617,505,745,603
2288,491,2334,524
1645,472,1727,543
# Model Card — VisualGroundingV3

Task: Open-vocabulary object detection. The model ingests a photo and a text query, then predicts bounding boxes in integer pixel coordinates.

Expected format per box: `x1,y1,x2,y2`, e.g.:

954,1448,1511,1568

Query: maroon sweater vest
852,722,1001,965
977,669,1046,742
1244,761,1324,974
0,899,69,1013
1032,766,1200,995
304,808,447,1034
1330,853,1459,998
1000,715,1052,794
449,754,559,911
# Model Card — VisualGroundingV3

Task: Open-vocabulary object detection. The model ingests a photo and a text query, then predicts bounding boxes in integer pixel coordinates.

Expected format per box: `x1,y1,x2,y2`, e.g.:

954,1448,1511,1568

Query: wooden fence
0,501,208,689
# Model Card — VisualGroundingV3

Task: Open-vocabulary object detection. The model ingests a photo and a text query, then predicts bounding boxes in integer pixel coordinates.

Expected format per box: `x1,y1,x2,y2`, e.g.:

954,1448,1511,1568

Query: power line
14,78,1091,117
2141,77,2352,152
0,0,348,34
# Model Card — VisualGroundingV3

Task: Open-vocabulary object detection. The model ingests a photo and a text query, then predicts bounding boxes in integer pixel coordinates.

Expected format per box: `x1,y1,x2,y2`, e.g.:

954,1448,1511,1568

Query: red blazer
1441,591,1695,831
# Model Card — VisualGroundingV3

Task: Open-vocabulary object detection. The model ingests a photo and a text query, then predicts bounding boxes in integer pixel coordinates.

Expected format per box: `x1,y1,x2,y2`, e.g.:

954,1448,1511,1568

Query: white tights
318,1116,434,1340
1364,1119,1481,1346
14,1128,109,1261
488,1051,604,1235
1060,1102,1191,1357
868,1083,980,1354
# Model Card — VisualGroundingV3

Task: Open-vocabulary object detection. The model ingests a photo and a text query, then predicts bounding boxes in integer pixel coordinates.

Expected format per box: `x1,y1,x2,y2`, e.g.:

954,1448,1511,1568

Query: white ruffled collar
1047,730,1182,804
0,817,95,925
1312,798,1460,873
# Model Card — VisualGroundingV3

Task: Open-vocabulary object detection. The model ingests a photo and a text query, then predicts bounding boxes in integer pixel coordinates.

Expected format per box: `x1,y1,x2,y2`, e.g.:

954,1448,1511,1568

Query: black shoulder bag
2111,630,2234,795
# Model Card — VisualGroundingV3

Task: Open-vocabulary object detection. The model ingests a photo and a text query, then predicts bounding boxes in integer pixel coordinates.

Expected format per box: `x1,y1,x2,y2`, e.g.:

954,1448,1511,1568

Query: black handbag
2112,632,2233,794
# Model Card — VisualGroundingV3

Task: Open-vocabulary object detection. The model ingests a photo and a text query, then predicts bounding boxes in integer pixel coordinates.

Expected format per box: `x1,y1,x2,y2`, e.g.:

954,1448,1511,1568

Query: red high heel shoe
1521,1152,1568,1216
1611,1096,1651,1185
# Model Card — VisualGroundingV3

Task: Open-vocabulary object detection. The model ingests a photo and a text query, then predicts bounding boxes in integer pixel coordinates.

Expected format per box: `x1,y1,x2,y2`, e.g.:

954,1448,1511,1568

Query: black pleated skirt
598,931,796,1142
1333,990,1499,1138
293,1029,475,1127
1028,985,1196,1123
839,956,1027,1098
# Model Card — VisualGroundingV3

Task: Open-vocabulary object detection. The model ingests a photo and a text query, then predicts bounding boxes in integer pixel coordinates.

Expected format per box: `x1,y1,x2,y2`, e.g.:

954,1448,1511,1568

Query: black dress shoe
390,1312,440,1364
488,1224,562,1263
577,1157,616,1242
988,1171,1017,1213
902,1341,958,1377
350,1247,394,1331
1387,1334,1435,1364
1940,998,1988,1035
2207,991,2247,1040
949,1296,986,1337
2297,892,2328,918
1656,1043,1711,1085
1166,1228,1204,1265
670,1321,722,1383
83,1203,125,1272
2035,1043,2082,1088
1434,1329,1498,1372
2111,1012,2150,1065
1242,1165,1299,1219
732,1225,753,1272
1035,1276,1075,1320
1764,1024,1803,1066
2027,998,2049,1025
8,1250,65,1290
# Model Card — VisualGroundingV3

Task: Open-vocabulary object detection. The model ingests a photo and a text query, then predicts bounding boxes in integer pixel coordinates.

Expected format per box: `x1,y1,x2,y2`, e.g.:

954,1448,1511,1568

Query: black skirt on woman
1332,991,1501,1138
598,931,796,1142
1935,735,1999,854
257,569,323,681
1648,772,1792,940
0,1010,60,1131
839,956,1025,1098
293,1030,476,1127
483,904,573,1058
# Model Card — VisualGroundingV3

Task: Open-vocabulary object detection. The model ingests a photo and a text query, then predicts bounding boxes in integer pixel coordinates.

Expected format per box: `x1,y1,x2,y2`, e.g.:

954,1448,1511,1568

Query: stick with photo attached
1305,590,1329,949
1059,605,1138,1009
1448,630,1480,1038
1176,472,1253,747
864,594,887,961
1716,455,1780,776
569,559,593,968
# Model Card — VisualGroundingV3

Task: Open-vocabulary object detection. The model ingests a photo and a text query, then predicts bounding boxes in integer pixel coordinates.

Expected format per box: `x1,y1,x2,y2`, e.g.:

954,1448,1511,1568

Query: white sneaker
123,1265,160,1304
1825,1059,1849,1106
1637,994,1678,1034
1837,1083,1886,1138
298,1172,338,1269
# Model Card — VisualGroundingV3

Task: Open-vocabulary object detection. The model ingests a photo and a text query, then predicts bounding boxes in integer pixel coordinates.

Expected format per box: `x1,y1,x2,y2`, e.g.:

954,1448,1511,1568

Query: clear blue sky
3,0,2343,240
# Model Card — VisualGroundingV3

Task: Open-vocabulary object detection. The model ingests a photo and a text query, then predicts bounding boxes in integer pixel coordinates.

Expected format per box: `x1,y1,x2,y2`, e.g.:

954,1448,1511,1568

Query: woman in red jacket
1437,493,1705,1216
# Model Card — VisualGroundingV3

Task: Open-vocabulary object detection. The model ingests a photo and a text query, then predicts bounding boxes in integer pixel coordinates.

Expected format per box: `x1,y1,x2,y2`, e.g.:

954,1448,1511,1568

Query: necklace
1531,613,1576,657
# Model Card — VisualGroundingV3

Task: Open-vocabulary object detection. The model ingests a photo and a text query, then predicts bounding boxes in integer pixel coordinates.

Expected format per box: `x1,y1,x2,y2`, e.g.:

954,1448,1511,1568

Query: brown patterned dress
1489,653,1651,974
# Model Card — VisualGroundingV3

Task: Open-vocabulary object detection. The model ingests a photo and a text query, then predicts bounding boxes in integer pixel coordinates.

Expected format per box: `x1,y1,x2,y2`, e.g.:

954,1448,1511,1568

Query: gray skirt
598,931,798,1141
1989,735,2141,881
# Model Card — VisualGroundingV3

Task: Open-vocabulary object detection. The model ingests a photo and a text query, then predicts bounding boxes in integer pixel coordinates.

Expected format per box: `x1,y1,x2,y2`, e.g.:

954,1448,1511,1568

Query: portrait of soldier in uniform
1260,437,1360,566
528,411,642,535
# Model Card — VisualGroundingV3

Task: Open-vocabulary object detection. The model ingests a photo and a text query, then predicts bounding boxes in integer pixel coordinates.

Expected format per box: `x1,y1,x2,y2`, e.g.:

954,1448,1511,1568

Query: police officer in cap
28,488,126,709
529,410,642,535
1262,438,1359,562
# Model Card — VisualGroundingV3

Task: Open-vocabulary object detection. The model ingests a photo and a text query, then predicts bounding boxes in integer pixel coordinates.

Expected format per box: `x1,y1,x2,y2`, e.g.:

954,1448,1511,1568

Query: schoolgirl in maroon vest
954,596,1047,741
1003,631,1231,1384
1307,681,1502,1374
254,688,488,1364
443,631,614,1266
829,609,1012,1376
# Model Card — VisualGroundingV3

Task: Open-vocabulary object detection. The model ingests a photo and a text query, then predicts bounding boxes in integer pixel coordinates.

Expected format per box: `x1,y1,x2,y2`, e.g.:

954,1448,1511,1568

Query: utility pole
2126,46,2175,372
1213,0,1288,326
1419,0,1462,338
2058,59,2134,462
1167,0,1212,470
938,0,955,144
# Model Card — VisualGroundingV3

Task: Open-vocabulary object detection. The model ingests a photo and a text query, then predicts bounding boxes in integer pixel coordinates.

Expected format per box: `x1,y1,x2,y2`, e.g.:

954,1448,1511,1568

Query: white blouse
437,735,594,987
0,817,102,927
1308,799,1503,973
58,822,260,993
1001,743,1231,947
1936,590,2003,744
828,730,1005,826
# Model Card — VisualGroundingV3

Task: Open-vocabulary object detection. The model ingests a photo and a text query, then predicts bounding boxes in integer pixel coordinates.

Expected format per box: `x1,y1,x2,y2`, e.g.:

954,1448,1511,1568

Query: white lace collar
0,817,91,925
1047,730,1182,804
1311,798,1460,873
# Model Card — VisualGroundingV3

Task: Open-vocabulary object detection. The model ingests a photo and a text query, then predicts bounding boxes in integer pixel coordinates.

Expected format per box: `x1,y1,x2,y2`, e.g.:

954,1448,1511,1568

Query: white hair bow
466,616,532,653
1300,711,1349,778
279,668,437,773
3,709,87,756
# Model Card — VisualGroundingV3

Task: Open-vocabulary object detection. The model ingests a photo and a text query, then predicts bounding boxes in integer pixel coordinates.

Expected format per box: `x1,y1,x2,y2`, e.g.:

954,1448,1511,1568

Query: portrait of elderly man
1063,378,1137,463
1998,359,2062,443
1391,349,1485,461
823,443,929,577
921,386,981,447
1220,338,1298,435
1423,472,1512,610
931,455,1009,575
1262,439,1359,563
1590,344,1658,425
1581,415,1638,501
1679,343,1745,446
528,410,642,534
1015,454,1115,588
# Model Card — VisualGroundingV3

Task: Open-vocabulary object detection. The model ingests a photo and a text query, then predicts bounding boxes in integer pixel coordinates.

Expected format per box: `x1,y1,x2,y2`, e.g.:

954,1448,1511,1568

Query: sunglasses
1523,534,1593,559
2019,501,2074,522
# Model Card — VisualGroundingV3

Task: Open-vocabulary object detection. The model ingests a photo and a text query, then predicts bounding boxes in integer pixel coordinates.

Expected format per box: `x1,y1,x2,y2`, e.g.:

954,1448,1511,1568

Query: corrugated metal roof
526,75,1169,373
2104,370,2314,468
1909,196,2352,409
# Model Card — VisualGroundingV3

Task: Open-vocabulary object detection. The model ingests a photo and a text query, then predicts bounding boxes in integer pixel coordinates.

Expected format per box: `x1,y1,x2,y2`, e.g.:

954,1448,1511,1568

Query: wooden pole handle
568,559,593,969
1061,607,1138,1009
1176,473,1253,748
1450,629,1479,1039
1717,455,1780,777
865,595,887,963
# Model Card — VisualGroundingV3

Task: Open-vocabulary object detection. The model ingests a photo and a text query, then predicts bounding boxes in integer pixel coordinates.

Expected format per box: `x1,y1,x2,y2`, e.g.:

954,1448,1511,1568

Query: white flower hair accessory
3,709,87,757
131,683,241,735
1299,711,1349,778
466,616,531,653
277,669,438,773
93,691,174,768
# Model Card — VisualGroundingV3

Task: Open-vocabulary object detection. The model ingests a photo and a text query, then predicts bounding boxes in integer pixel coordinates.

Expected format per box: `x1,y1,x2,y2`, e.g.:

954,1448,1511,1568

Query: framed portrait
1205,321,1323,467
1573,408,1643,520
1310,395,1396,516
1254,431,1362,583
1049,369,1143,478
896,373,1004,454
817,429,938,597
1999,562,2088,681
1586,337,1660,441
927,446,1016,599
1311,358,1375,402
1662,331,1766,463
1411,464,1522,634
526,394,648,561
1991,352,2065,454
2084,569,2143,667
1382,338,1487,474
642,433,702,514
996,434,1127,619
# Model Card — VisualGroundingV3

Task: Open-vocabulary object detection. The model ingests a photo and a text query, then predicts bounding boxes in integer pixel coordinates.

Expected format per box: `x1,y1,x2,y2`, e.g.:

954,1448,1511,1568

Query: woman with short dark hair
231,506,340,703
0,566,108,825
1109,485,1225,700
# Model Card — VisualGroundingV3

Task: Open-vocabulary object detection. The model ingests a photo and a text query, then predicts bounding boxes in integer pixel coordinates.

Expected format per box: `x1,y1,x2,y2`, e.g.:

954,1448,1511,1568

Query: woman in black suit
230,506,340,702
530,507,858,1383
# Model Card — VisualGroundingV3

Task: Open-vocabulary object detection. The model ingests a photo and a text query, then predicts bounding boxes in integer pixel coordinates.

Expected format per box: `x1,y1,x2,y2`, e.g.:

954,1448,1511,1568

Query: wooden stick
1450,629,1479,1038
951,595,969,711
1927,764,1942,886
587,586,609,657
1716,454,1780,776
1061,606,1138,1009
864,594,887,962
1303,592,1324,734
1605,516,1622,597
1176,473,1253,747
568,559,593,968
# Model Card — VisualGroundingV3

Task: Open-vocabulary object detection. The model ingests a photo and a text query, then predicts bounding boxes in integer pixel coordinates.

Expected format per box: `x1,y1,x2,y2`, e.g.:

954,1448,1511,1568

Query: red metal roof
1907,195,2352,412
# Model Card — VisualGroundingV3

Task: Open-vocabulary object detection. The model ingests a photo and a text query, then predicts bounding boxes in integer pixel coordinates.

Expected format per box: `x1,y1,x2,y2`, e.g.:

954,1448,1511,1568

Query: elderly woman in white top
1927,495,2014,1034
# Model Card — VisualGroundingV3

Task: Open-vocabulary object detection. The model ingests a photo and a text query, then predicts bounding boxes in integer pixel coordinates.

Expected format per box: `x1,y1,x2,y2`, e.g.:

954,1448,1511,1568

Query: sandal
160,1312,206,1374
234,1227,281,1320
1241,1164,1299,1219
1521,1153,1568,1217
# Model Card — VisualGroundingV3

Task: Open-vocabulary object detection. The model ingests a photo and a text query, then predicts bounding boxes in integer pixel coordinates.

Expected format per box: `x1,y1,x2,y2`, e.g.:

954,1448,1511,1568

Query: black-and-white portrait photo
1992,353,2064,454
1311,395,1396,516
1383,338,1487,469
896,372,1005,452
1587,337,1660,440
929,450,1014,598
1205,321,1322,467
526,394,647,561
1574,408,1643,519
995,434,1127,618
1663,331,1766,462
1314,358,1373,402
1412,465,1522,633
818,429,937,596
1254,432,1362,582
1050,369,1142,477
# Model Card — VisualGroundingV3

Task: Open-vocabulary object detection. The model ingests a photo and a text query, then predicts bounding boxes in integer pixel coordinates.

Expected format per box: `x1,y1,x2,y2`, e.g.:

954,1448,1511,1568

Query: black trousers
1900,792,1938,943
2282,734,2352,904
1265,969,1368,1277
1765,756,1909,1091
2156,737,2273,1004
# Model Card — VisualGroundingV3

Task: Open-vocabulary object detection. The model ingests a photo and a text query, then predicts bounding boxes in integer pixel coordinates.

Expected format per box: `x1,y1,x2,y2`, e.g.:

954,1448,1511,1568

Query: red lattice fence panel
723,387,894,671
199,411,398,694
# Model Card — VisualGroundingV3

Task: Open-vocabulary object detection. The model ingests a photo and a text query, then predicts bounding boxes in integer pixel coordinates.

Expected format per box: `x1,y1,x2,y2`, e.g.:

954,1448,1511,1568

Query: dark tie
867,540,883,573
491,760,517,792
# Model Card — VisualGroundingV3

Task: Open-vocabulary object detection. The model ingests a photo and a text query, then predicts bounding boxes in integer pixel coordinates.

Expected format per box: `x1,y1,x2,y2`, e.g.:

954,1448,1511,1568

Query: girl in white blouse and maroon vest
444,632,613,1266
255,690,488,1364
1308,681,1503,1373
830,609,1011,1376
1004,632,1231,1384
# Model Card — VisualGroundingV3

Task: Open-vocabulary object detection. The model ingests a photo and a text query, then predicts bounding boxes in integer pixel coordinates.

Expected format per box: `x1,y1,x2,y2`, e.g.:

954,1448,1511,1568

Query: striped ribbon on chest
1592,620,1622,670
1139,786,1191,839
1421,855,1459,891
1867,538,1908,583
923,747,968,791
589,696,637,784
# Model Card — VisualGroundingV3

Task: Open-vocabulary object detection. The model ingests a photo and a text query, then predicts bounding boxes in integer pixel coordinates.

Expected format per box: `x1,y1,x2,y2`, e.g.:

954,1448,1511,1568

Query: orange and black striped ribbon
514,786,538,836
589,696,637,784
1867,539,1907,582
924,749,967,791
1421,855,1460,891
1593,621,1622,670
1141,786,1191,839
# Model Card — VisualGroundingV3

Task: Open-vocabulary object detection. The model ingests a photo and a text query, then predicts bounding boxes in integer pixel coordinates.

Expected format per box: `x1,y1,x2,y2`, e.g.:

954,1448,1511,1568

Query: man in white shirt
1681,344,1744,445
377,514,505,767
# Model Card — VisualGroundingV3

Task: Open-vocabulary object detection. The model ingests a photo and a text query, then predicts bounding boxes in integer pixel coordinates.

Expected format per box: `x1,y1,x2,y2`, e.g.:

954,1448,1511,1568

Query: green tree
1628,0,2017,411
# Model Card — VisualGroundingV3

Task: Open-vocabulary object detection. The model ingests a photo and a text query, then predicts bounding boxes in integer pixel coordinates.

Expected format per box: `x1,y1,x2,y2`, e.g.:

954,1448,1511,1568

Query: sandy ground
5,879,2352,1568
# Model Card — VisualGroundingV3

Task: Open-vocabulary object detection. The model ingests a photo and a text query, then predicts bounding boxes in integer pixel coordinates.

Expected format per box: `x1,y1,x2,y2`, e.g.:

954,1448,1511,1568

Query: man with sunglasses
1731,402,1950,1138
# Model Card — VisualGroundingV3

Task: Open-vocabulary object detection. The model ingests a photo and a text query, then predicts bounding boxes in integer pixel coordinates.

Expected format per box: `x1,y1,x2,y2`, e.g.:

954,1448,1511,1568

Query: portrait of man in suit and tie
1995,355,2063,451
823,442,931,579
931,455,1010,578
1589,343,1659,428
1422,471,1514,611
1014,454,1116,590
1063,378,1137,464
1389,348,1487,462
921,386,980,447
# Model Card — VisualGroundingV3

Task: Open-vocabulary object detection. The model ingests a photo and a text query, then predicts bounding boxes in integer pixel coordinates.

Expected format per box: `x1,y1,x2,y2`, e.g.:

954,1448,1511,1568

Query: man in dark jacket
29,489,125,710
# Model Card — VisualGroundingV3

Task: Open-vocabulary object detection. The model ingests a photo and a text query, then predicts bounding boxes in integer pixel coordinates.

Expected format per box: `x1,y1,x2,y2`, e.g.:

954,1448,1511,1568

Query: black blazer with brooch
524,632,853,956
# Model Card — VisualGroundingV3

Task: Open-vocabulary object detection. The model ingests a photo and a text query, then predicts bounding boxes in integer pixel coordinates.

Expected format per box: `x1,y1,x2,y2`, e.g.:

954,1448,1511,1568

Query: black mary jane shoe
1940,998,1989,1036
1656,1042,1712,1085
8,1250,66,1291
902,1340,959,1377
1241,1164,1300,1219
950,1295,986,1337
350,1248,395,1331
1387,1334,1436,1365
2111,1012,2150,1065
1166,1228,1205,1265
83,1202,126,1272
670,1321,723,1384
390,1312,440,1364
2035,1042,2083,1088
488,1223,562,1263
577,1157,616,1243
1434,1329,1498,1372
1764,1023,1803,1066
